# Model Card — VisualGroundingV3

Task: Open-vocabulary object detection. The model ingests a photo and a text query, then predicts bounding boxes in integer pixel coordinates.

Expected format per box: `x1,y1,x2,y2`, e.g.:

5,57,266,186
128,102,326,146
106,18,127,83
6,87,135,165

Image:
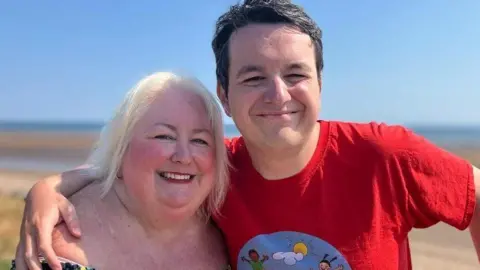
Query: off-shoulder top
10,256,95,270
11,256,232,270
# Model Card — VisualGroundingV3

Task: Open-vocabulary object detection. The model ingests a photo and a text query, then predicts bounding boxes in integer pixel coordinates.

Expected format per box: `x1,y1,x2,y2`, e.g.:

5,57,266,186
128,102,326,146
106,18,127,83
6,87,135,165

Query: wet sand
0,131,479,268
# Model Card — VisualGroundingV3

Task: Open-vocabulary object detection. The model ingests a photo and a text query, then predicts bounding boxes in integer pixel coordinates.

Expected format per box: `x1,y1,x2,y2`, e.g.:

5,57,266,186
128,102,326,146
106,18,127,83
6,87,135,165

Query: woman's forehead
140,88,212,131
153,86,203,104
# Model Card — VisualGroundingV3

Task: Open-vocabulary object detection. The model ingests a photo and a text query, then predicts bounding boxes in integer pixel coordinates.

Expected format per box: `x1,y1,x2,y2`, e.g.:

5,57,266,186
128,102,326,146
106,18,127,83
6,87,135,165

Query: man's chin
260,128,305,147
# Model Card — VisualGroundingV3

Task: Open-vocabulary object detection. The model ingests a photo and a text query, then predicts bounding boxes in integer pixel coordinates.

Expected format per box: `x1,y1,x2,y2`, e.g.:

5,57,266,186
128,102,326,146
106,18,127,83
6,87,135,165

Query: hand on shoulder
51,223,89,266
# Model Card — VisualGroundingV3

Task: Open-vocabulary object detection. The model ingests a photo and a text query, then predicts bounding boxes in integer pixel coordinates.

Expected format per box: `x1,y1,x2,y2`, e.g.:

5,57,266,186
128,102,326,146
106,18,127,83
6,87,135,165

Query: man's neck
246,122,321,180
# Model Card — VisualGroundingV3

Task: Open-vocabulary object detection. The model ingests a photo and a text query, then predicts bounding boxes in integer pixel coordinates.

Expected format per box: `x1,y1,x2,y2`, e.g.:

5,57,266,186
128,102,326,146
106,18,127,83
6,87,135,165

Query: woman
11,72,231,269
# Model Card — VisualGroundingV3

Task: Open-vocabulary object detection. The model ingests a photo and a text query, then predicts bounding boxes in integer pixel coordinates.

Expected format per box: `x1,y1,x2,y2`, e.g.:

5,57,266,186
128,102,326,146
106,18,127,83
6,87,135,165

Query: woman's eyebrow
154,122,211,135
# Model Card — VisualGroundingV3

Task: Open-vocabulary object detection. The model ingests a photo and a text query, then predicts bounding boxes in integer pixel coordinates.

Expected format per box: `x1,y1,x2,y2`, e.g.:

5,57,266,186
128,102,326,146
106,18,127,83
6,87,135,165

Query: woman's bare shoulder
51,182,106,267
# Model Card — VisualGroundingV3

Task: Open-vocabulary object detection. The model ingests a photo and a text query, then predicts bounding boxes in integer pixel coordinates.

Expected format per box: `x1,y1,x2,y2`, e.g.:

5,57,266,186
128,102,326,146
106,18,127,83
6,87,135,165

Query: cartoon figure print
237,231,351,270
241,249,269,270
310,254,344,270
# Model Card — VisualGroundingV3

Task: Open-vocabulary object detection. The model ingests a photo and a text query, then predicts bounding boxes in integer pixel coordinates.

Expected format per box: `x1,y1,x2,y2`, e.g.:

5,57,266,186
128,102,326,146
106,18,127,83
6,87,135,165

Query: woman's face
120,86,216,221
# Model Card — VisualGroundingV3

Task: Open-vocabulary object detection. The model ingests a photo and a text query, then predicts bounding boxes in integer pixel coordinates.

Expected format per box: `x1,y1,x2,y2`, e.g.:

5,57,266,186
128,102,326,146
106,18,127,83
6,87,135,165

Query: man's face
218,23,321,150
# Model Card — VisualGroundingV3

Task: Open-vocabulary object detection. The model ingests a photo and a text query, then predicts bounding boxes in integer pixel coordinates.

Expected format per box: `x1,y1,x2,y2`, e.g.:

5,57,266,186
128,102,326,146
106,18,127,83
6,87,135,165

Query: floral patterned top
10,257,95,270
11,257,232,270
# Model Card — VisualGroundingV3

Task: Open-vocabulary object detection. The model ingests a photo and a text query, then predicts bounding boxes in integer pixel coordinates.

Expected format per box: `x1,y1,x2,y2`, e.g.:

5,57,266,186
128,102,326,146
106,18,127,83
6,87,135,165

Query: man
15,0,480,269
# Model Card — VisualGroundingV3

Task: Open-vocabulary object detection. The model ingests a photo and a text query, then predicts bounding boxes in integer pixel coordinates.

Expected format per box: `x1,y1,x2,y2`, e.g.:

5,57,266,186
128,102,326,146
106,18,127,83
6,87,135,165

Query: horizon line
1,119,480,128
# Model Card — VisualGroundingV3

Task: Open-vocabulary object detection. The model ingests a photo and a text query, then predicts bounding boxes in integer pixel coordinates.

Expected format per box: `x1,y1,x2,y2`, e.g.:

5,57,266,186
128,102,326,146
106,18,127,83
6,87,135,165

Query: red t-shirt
214,120,475,270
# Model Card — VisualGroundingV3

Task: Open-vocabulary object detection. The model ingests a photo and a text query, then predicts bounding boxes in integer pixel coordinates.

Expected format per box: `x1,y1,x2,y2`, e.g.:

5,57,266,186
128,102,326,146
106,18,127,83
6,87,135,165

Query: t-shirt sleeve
224,136,242,154
375,124,476,230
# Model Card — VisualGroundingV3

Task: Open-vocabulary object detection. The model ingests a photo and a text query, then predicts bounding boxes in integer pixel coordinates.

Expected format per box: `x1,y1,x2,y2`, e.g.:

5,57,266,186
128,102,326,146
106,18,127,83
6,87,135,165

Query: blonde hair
86,71,229,218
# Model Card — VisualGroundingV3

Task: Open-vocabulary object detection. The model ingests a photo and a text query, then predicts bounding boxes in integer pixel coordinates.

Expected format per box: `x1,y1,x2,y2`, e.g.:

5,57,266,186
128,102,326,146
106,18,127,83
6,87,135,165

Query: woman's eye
192,138,209,145
155,135,175,140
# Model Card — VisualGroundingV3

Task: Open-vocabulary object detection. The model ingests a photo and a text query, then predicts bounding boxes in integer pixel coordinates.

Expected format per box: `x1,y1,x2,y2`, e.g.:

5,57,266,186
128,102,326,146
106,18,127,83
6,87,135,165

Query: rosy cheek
192,147,215,173
124,139,171,170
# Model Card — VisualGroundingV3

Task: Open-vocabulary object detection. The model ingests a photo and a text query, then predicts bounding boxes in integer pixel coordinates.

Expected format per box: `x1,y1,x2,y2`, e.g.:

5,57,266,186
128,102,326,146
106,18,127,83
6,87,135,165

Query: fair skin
221,23,480,262
218,24,321,180
30,87,227,269
14,23,480,269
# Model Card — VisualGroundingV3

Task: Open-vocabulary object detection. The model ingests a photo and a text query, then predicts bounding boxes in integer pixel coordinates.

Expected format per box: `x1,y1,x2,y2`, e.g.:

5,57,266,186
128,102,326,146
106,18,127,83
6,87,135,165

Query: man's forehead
229,24,314,59
228,24,315,69
230,23,311,44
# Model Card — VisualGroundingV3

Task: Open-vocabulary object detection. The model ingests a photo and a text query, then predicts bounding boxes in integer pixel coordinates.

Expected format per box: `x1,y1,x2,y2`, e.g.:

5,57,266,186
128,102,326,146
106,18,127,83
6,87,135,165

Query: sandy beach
1,130,479,268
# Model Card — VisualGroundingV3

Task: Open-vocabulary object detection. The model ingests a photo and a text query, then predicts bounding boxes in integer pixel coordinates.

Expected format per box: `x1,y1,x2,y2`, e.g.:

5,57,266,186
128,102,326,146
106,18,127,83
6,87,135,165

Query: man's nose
171,142,192,164
263,76,292,105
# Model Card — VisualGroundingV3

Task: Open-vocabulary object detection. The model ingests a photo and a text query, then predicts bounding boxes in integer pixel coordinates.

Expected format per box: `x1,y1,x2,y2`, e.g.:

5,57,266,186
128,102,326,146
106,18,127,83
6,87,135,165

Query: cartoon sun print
272,236,318,266
238,231,352,270
293,242,308,256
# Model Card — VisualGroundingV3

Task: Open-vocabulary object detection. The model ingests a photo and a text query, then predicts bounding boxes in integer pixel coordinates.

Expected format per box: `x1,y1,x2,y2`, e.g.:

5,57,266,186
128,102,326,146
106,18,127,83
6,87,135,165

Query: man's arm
37,165,98,198
15,165,98,270
469,165,480,262
371,123,480,261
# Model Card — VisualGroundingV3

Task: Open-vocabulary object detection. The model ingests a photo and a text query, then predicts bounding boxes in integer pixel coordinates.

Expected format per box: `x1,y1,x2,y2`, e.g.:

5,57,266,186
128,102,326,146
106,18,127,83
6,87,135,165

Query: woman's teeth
158,172,194,181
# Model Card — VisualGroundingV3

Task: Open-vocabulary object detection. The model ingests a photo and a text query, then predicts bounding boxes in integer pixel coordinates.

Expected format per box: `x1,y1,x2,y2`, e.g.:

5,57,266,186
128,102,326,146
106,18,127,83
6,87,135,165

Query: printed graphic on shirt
238,231,351,270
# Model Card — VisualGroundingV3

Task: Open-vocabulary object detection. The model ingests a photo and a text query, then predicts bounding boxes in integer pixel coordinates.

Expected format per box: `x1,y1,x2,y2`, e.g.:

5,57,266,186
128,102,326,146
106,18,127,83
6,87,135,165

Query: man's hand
14,181,81,270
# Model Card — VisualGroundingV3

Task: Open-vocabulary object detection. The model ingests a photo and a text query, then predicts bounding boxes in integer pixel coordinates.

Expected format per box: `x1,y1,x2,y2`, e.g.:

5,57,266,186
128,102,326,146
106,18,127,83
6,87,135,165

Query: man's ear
216,81,231,117
318,72,323,93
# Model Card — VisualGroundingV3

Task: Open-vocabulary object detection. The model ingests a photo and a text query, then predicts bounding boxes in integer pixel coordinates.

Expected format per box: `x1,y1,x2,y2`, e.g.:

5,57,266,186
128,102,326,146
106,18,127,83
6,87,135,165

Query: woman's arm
14,165,98,270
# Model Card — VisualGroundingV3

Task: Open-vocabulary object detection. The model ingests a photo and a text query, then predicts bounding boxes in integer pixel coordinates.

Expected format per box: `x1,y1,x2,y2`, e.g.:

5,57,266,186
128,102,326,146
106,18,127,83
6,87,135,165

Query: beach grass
0,194,24,267
0,259,11,270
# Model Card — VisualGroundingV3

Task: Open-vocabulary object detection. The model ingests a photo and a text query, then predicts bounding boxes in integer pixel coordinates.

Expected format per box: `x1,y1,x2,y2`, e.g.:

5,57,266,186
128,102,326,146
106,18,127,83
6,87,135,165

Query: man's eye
285,74,307,84
287,74,305,78
244,76,264,83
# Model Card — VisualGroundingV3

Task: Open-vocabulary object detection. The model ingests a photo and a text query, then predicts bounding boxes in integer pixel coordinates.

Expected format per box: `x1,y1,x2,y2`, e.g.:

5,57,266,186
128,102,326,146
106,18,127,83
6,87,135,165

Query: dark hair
212,0,324,96
320,254,337,266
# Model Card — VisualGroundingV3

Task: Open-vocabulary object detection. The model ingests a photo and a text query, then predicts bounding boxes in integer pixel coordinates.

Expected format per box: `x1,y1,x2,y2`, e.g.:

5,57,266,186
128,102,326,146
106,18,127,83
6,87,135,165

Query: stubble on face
224,23,321,151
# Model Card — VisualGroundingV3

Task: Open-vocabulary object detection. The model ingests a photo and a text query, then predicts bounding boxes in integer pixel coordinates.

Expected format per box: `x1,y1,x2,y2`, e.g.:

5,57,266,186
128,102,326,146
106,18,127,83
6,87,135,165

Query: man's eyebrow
236,65,264,79
235,63,312,79
154,123,211,134
287,62,312,72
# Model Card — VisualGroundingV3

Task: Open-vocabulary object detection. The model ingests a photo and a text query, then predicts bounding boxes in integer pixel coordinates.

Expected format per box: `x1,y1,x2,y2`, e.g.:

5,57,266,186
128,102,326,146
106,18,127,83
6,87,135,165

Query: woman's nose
171,142,192,165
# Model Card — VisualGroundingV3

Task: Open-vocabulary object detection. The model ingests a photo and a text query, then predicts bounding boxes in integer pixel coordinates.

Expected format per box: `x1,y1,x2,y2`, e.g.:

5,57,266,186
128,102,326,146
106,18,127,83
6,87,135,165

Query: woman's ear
116,167,124,180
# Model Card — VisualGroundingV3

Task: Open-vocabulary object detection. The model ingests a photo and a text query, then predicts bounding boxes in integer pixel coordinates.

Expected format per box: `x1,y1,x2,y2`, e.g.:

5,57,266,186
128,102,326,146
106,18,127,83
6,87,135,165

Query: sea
1,121,480,144
0,121,479,172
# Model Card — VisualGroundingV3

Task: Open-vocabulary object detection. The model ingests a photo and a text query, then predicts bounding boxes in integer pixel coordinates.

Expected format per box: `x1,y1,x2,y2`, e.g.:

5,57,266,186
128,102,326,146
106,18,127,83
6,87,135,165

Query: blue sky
1,1,479,125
